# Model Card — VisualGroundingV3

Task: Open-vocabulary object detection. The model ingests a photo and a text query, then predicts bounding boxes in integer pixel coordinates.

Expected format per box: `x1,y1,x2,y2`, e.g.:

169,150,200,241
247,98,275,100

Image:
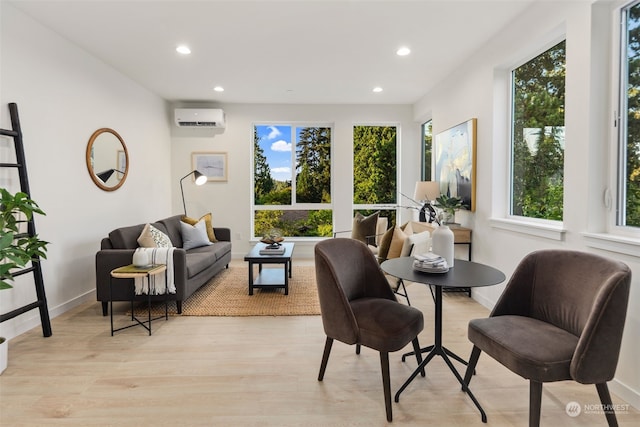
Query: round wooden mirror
86,128,129,191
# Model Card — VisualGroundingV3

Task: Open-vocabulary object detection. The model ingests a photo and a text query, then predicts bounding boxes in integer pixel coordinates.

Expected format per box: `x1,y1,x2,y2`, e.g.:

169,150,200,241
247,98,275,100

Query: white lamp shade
414,181,439,202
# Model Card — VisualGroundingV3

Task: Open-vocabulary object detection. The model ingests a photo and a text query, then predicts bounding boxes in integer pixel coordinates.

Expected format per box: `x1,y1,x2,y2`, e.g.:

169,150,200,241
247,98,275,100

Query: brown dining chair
314,238,425,422
463,249,631,427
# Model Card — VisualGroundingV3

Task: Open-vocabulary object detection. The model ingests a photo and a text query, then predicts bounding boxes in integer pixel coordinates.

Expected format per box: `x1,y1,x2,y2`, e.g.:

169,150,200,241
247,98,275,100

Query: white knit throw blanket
132,247,177,295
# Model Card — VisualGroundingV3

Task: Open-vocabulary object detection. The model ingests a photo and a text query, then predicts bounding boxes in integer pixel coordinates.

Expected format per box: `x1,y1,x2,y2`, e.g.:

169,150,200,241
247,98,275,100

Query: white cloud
271,167,291,174
267,126,282,140
271,140,292,152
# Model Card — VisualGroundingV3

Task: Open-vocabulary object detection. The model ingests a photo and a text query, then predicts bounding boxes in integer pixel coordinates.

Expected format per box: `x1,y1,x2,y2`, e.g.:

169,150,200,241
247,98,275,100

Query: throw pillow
351,211,379,246
137,223,173,248
377,226,396,261
182,213,217,242
387,226,408,259
180,219,213,250
401,231,431,257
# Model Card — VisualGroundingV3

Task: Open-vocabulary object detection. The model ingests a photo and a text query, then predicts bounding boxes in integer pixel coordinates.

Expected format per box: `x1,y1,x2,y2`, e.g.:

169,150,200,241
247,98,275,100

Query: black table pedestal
393,285,487,422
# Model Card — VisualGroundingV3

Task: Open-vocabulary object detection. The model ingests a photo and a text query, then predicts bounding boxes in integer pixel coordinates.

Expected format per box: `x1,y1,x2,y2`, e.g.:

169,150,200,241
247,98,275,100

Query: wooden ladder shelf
0,103,52,337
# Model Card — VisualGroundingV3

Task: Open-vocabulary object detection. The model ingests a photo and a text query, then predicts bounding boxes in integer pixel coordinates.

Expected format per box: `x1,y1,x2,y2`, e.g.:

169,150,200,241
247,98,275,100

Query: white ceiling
8,0,537,105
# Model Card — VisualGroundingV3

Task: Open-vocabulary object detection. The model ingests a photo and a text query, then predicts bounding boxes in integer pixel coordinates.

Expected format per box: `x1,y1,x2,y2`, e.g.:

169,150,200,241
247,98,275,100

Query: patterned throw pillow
137,223,173,248
181,212,217,242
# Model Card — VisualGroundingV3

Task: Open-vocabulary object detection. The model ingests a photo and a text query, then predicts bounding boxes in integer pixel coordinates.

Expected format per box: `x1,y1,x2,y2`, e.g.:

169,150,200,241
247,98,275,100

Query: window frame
508,39,567,223
490,31,568,241
352,123,400,221
615,0,640,233
251,122,334,240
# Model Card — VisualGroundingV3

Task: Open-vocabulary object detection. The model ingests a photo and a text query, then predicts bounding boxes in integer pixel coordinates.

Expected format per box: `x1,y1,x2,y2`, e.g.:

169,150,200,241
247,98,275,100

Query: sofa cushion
184,242,231,278
182,213,218,242
180,220,212,250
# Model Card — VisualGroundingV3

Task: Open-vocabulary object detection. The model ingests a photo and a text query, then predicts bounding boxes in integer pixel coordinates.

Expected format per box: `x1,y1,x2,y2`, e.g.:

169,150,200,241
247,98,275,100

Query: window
253,124,332,237
422,120,433,180
620,1,640,228
353,125,397,224
510,40,566,221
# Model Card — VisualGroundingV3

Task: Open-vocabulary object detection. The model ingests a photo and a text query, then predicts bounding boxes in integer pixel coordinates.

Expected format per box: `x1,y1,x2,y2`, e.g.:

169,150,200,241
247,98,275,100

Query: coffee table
244,242,294,295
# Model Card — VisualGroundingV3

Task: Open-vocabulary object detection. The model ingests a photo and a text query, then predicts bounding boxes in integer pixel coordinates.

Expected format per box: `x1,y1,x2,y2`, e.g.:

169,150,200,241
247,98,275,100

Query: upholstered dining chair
314,238,425,422
463,249,631,427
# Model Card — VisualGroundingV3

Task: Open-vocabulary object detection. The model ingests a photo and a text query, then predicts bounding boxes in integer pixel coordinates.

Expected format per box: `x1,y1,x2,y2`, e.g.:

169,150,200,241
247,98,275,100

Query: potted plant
435,194,465,225
0,188,49,374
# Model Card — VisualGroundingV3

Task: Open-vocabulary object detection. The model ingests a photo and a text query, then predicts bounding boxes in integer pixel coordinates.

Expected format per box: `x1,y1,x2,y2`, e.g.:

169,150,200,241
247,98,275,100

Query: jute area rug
132,265,320,317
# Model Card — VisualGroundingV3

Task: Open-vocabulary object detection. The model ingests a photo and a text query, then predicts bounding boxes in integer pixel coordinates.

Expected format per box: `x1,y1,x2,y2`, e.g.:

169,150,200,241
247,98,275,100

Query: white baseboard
610,378,640,411
1,290,95,341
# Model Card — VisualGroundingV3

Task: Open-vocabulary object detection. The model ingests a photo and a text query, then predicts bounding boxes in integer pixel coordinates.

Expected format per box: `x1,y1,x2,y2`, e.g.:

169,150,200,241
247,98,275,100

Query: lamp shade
414,181,439,202
193,170,207,185
96,168,125,183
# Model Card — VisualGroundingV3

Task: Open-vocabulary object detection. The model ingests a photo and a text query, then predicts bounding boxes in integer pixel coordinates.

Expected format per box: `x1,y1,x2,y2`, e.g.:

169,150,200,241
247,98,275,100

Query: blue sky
255,125,292,181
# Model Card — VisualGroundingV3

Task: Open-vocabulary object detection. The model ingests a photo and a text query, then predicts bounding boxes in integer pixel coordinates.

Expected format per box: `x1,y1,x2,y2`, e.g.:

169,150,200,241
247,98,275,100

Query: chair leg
463,346,481,387
318,337,333,381
596,383,619,427
529,380,543,427
379,351,392,422
356,344,361,354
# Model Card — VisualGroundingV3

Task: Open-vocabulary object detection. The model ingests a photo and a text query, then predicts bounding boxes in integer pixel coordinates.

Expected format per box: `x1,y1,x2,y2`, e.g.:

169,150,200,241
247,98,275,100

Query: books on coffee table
259,245,285,255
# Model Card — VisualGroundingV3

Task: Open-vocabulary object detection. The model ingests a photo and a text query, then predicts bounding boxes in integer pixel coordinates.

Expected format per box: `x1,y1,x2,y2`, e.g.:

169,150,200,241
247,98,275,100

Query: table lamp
413,181,440,223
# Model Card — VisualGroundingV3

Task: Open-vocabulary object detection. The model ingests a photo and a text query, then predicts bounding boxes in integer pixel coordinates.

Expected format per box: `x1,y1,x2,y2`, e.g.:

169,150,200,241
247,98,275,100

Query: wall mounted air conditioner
174,108,225,128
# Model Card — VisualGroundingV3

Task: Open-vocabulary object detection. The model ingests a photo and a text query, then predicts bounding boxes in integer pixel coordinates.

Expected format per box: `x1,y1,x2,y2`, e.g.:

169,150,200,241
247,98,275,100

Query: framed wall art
117,150,126,180
192,152,228,182
434,118,477,211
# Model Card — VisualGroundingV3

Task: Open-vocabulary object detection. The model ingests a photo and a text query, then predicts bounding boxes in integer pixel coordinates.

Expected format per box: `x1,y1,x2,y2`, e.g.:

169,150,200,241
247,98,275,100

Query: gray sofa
96,214,232,315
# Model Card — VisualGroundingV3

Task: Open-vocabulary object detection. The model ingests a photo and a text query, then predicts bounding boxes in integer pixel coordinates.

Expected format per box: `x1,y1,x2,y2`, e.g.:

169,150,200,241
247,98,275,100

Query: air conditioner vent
174,108,225,128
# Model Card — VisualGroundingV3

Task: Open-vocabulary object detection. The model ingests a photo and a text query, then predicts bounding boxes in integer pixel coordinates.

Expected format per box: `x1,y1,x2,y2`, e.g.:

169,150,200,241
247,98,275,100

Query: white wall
414,0,640,408
0,3,172,339
170,103,420,259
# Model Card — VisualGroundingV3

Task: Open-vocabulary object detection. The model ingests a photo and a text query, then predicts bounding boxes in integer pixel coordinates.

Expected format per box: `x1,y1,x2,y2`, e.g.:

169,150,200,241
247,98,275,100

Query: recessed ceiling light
213,86,224,92
396,47,411,56
176,45,191,55
373,87,383,93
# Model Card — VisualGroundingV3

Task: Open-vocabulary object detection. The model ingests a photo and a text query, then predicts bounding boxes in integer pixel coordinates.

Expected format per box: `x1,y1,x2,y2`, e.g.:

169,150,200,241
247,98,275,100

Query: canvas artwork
434,118,477,211
192,152,228,182
117,150,126,180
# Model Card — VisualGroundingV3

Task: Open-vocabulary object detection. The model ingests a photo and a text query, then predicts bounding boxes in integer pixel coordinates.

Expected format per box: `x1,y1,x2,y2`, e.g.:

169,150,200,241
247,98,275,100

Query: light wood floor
1,261,638,426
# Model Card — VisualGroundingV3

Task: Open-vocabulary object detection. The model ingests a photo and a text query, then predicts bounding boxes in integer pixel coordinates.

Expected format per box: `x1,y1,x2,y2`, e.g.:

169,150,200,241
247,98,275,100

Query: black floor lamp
180,170,207,216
